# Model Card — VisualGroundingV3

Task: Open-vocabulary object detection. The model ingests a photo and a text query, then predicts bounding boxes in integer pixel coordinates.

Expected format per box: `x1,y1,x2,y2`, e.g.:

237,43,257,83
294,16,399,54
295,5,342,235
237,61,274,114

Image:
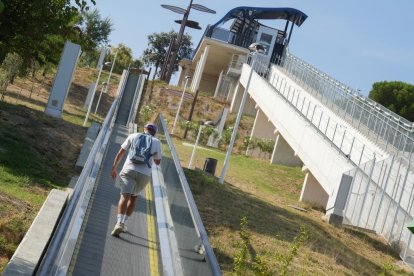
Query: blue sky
95,0,414,96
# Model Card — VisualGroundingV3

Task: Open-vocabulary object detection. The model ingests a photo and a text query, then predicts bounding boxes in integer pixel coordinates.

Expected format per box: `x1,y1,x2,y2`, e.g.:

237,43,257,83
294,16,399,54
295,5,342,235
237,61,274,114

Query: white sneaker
121,224,127,233
111,223,124,237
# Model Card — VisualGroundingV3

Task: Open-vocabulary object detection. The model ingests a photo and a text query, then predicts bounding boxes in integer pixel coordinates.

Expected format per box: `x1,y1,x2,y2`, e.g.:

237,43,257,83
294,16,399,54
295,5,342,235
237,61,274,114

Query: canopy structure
211,6,308,28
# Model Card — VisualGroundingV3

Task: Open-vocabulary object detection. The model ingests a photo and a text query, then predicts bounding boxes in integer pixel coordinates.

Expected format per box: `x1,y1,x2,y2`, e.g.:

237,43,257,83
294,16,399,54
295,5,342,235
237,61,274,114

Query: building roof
211,6,308,28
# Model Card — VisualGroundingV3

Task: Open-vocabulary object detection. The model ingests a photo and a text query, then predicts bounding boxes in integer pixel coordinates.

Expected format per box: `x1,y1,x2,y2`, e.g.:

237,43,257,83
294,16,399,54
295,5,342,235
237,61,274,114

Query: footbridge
4,70,221,275
230,51,414,268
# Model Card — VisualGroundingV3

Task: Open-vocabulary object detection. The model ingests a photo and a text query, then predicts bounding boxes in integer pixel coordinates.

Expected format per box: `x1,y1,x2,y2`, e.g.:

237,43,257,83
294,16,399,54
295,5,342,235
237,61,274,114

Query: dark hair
144,123,157,136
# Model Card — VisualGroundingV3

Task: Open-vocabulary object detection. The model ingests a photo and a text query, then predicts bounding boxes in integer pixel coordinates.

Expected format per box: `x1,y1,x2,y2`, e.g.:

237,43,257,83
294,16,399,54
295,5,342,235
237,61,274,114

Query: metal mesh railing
276,51,414,157
247,57,384,165
342,152,414,269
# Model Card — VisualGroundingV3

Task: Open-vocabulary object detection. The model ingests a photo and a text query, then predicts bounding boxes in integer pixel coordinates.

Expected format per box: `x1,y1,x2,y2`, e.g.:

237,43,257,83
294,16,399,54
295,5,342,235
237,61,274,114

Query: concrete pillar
96,47,107,69
230,82,243,113
244,96,257,116
190,45,210,93
246,109,277,157
271,133,302,166
45,41,81,118
300,170,329,209
213,70,224,98
324,174,353,226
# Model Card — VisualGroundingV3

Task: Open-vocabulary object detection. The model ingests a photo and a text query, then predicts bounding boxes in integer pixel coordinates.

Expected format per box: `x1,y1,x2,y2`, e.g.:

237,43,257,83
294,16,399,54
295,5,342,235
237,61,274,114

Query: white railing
343,153,414,271
277,51,414,157
248,58,384,166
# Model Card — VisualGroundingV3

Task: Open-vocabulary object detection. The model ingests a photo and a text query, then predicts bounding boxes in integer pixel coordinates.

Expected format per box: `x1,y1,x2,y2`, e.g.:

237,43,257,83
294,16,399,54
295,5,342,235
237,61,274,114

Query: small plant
220,125,239,149
1,52,23,84
233,216,250,275
277,226,310,276
257,139,275,158
378,262,395,276
0,68,9,100
140,103,156,124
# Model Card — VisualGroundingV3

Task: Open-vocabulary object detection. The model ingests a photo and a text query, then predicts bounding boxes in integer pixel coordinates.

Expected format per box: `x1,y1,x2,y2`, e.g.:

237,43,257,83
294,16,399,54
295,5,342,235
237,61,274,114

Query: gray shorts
118,169,151,196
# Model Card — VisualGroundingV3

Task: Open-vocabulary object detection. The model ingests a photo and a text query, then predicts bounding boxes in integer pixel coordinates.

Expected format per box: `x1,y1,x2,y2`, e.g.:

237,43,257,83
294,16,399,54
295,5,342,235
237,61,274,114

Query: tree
78,9,113,53
142,30,192,78
0,0,106,69
0,0,78,65
369,81,414,121
107,44,134,74
1,52,23,84
76,9,113,68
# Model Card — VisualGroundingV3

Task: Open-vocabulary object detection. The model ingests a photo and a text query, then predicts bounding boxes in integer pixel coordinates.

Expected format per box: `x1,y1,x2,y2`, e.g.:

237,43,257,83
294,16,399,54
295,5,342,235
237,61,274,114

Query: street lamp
160,1,215,83
102,47,119,95
94,81,108,114
188,120,215,169
171,75,191,134
219,43,265,184
83,61,111,126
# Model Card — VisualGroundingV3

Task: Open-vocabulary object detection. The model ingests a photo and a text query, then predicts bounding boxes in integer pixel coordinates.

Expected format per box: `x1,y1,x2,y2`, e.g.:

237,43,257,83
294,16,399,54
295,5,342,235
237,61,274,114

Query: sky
95,0,414,96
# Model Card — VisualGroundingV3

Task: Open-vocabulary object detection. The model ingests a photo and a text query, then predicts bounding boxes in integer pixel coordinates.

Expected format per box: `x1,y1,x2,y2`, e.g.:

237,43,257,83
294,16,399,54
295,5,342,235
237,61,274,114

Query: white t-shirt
121,133,162,176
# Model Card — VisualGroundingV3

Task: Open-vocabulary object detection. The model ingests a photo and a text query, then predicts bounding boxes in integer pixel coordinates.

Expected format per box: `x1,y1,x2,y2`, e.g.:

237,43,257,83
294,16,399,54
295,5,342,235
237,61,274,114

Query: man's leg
111,193,131,236
118,193,131,215
126,195,138,216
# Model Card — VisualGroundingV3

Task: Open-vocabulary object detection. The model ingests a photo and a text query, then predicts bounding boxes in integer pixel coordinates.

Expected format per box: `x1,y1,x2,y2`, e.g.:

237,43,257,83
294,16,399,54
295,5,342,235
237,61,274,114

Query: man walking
110,123,162,236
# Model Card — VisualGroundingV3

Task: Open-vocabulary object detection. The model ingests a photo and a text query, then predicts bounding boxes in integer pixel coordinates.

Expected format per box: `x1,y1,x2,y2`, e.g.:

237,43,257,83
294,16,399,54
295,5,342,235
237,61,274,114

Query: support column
246,109,277,157
271,132,302,166
300,169,329,209
230,82,242,113
45,41,81,118
190,45,210,93
324,174,353,226
213,70,224,98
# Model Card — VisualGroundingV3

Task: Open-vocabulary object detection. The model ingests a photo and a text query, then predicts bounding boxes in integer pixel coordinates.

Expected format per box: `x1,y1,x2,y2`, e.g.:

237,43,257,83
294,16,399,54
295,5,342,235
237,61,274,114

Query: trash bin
203,158,217,175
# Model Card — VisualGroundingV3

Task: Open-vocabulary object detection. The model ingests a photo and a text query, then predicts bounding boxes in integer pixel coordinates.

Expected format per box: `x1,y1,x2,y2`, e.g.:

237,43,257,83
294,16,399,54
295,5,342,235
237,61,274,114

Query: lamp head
104,61,112,67
248,43,265,53
185,75,191,79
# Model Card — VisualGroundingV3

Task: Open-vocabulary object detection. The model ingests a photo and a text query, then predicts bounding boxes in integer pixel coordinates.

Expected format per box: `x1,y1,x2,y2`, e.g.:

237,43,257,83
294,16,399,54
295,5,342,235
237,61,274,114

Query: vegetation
142,31,192,77
0,64,119,271
0,70,412,274
369,81,414,121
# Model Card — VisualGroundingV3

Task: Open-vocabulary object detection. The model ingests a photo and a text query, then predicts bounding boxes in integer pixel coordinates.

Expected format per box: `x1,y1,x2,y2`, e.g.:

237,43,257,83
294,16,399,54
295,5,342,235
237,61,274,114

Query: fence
277,51,414,157
343,152,414,269
246,56,384,166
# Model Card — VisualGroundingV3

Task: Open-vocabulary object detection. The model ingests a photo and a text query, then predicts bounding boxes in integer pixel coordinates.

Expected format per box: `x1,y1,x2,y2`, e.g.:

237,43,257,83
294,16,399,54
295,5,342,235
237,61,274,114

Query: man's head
144,123,157,136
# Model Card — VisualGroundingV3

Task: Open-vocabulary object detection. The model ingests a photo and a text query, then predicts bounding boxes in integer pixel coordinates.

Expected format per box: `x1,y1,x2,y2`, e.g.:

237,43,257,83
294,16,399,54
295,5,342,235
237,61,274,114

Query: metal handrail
36,70,129,275
156,113,222,276
277,51,414,156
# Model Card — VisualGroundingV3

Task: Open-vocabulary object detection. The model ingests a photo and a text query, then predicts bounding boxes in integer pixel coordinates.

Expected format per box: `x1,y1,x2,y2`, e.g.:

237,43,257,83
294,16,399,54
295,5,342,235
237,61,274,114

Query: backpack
128,133,153,168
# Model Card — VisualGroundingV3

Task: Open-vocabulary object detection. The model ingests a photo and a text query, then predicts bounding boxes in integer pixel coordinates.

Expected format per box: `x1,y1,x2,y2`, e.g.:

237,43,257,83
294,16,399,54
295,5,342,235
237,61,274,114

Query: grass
167,135,410,275
0,67,116,271
142,83,412,274
0,70,411,275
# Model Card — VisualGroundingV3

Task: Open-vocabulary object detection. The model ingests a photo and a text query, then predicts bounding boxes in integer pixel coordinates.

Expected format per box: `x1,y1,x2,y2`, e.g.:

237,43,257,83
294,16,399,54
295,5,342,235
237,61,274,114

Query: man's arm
153,140,162,166
110,148,126,179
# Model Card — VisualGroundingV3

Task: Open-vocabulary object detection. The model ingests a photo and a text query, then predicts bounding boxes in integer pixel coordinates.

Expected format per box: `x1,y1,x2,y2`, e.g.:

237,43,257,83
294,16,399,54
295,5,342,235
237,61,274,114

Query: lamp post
219,43,265,184
188,120,214,169
83,61,111,126
188,123,204,169
103,47,119,94
160,1,215,83
94,81,108,114
171,75,191,134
